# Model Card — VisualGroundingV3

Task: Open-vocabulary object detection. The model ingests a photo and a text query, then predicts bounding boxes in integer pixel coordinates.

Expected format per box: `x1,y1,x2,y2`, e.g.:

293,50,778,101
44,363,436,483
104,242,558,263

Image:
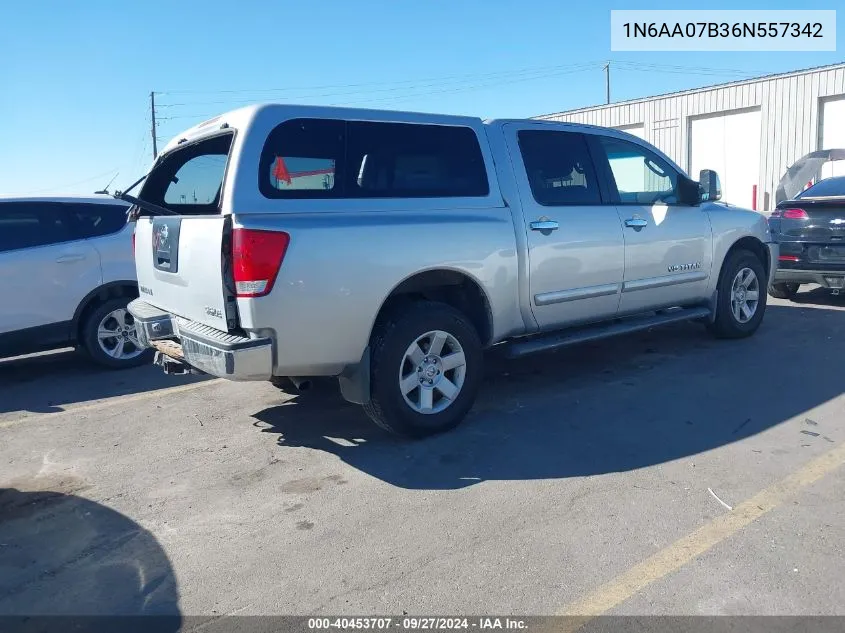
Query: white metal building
535,63,845,211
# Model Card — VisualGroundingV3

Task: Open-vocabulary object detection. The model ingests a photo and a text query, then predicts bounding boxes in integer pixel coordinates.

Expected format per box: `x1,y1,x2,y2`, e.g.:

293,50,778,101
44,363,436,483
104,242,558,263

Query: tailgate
134,216,234,331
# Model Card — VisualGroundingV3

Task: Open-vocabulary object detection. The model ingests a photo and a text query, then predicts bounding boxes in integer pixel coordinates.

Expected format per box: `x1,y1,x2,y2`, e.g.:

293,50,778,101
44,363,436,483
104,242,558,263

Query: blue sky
0,0,842,196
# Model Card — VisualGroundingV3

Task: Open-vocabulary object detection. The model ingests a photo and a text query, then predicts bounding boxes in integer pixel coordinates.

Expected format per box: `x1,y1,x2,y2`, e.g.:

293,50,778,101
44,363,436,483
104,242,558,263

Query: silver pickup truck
126,104,777,437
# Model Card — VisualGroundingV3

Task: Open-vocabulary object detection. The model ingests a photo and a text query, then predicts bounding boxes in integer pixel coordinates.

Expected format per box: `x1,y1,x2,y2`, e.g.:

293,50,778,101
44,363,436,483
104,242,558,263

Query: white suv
0,196,151,369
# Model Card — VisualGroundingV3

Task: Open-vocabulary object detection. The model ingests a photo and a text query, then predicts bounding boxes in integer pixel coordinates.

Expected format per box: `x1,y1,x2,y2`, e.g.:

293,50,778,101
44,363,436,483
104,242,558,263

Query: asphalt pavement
1,288,844,619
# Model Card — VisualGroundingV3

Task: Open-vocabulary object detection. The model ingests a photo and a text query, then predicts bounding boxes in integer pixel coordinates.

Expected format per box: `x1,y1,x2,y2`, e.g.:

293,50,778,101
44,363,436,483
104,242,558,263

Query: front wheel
707,249,767,339
363,301,483,438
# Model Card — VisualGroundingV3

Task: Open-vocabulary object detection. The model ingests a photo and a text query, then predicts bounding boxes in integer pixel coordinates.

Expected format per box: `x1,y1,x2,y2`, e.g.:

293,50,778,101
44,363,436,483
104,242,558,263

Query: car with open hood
768,149,845,299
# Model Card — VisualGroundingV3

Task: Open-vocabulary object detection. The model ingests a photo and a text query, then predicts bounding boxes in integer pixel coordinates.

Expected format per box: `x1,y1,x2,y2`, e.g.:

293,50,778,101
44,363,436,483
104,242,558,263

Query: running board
504,306,712,359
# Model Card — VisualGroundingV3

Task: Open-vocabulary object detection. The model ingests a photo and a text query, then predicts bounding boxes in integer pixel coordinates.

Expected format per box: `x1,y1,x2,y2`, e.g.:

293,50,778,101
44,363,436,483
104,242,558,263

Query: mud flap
338,346,371,404
707,290,718,324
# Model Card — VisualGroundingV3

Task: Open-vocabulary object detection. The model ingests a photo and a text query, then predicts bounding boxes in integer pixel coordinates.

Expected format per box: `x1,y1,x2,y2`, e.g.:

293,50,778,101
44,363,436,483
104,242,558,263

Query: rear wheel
768,282,800,300
81,298,153,369
363,301,482,438
707,249,767,339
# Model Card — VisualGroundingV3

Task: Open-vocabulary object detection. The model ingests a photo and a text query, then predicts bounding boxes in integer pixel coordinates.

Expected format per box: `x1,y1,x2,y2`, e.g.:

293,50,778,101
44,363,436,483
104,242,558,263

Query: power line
155,62,607,96
608,60,769,76
155,63,607,108
20,169,121,195
124,129,150,181
157,61,772,101
150,61,780,137
156,64,603,122
343,65,600,106
613,67,759,78
154,62,776,120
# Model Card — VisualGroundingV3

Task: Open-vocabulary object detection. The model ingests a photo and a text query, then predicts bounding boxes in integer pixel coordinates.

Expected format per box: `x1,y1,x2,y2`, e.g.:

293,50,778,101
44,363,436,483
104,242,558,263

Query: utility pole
603,62,611,105
150,91,158,159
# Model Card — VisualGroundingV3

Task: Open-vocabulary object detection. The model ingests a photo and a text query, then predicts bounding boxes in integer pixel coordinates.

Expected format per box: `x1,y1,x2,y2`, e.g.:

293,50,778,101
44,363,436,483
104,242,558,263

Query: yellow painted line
558,440,845,627
0,378,224,429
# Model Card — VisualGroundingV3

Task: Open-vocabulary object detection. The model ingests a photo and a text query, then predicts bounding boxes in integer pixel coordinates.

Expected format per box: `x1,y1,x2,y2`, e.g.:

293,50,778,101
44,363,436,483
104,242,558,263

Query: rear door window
517,130,602,206
0,202,75,253
70,203,130,239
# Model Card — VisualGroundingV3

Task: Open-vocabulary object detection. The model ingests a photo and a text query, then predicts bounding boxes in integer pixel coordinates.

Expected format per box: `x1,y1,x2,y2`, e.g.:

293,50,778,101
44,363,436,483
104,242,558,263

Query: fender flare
71,280,139,331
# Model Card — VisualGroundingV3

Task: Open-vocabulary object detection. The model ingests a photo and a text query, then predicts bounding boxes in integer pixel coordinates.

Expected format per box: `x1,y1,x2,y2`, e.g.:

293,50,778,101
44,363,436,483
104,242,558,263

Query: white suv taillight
231,228,290,298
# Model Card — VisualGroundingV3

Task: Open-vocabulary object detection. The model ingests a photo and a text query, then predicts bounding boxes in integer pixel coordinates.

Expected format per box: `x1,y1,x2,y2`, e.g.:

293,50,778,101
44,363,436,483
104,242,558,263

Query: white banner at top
611,10,836,52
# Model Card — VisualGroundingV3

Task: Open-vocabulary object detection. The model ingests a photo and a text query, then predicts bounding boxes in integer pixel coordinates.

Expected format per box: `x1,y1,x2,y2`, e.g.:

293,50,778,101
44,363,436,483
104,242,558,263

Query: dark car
768,175,845,299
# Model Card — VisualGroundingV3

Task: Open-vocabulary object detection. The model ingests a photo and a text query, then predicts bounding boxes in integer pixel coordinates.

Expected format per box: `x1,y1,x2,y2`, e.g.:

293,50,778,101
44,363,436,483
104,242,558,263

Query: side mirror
699,169,722,202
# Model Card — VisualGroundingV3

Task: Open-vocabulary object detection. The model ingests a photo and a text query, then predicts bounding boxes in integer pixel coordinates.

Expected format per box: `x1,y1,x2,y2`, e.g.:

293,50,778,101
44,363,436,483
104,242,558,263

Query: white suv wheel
96,308,144,360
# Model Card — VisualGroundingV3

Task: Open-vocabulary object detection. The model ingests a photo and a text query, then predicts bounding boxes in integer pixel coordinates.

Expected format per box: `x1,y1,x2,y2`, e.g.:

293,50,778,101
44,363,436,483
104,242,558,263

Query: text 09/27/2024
307,618,529,630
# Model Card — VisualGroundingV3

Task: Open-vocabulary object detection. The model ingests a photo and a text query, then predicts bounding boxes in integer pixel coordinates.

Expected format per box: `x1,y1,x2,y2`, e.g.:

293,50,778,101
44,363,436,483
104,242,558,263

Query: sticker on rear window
270,156,335,191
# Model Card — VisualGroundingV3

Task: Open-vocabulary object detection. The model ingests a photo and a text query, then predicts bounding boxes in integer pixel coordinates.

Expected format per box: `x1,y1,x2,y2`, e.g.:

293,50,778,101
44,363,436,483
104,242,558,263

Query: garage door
820,96,845,179
689,108,761,208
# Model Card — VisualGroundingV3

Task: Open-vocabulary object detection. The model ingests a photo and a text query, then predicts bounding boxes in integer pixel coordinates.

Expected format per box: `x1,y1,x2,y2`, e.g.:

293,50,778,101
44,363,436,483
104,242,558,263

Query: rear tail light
779,255,800,262
771,208,809,220
231,228,290,298
131,230,136,256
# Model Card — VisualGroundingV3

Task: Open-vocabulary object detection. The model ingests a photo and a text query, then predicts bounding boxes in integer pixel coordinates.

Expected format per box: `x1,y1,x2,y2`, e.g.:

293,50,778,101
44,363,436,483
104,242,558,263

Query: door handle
55,254,86,263
624,217,648,229
530,220,559,231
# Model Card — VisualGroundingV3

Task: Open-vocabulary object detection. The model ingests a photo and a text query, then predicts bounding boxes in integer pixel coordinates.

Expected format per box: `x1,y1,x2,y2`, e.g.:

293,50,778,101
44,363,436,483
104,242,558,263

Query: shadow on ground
789,285,845,307
0,348,207,414
0,484,180,630
252,303,845,489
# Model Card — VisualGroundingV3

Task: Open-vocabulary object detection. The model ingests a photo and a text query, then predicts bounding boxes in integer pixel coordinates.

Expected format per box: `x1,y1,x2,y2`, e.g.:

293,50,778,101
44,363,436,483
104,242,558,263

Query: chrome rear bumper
127,299,273,381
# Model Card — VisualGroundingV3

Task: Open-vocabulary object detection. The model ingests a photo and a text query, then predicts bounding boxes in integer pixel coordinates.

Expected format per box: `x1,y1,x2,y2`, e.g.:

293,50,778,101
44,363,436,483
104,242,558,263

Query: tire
363,300,483,438
707,248,768,339
81,298,153,369
768,282,800,300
